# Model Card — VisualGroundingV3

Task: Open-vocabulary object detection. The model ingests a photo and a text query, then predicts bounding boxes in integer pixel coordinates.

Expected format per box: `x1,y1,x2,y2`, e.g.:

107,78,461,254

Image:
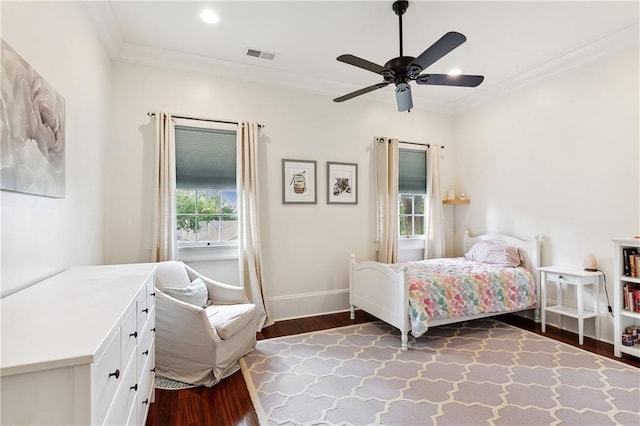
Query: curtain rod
147,112,264,128
399,140,444,149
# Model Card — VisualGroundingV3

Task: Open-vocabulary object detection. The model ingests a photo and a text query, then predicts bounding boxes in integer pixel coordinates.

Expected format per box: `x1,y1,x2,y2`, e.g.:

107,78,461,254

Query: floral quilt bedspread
388,258,537,337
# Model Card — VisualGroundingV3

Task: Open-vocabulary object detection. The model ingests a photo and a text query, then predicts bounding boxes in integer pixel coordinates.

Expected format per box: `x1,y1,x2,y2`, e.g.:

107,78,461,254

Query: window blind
175,126,236,190
398,148,426,194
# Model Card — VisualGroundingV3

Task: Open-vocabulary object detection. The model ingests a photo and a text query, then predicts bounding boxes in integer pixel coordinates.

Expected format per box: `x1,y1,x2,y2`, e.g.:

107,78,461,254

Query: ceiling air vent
246,48,276,60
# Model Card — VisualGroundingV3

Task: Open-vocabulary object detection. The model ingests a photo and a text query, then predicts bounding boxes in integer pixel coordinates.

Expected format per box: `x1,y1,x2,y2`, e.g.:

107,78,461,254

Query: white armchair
154,261,257,387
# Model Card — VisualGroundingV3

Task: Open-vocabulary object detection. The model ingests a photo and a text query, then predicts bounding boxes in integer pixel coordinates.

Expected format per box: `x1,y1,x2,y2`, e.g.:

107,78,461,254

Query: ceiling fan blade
412,31,467,71
337,54,389,75
333,82,390,102
415,74,484,87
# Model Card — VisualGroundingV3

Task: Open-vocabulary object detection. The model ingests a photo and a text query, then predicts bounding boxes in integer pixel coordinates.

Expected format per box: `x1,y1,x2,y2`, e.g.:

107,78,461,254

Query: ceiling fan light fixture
395,83,413,112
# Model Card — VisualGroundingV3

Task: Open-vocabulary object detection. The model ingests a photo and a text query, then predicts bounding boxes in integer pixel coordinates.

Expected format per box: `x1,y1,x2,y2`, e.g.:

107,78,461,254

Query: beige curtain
374,137,399,263
424,145,445,259
237,122,272,330
152,112,177,262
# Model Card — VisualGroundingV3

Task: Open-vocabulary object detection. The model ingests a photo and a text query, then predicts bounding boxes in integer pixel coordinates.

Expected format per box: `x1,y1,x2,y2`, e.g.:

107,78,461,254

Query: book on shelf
622,284,640,313
622,325,640,347
623,247,639,277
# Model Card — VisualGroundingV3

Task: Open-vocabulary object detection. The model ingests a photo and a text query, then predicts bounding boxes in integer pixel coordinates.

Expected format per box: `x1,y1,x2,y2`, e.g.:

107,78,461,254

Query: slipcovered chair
154,261,257,387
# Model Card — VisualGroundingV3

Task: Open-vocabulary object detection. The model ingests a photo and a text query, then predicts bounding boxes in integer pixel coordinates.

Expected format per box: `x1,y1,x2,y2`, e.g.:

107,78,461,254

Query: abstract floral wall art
1,39,66,198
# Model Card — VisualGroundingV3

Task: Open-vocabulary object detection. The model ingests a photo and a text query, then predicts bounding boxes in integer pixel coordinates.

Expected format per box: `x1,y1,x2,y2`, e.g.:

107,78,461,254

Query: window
175,189,237,245
398,146,427,238
174,123,238,248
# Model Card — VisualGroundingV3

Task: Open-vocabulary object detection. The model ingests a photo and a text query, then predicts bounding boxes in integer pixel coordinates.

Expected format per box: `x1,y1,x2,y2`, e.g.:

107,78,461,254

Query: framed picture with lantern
282,159,317,204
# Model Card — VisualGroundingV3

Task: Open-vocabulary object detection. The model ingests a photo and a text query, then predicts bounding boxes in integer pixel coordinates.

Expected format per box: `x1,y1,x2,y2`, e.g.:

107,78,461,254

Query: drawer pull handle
142,350,149,356
109,369,120,380
151,327,156,333
151,368,156,373
142,308,149,314
130,331,138,338
130,384,138,391
558,275,564,280
142,399,149,405
150,292,156,297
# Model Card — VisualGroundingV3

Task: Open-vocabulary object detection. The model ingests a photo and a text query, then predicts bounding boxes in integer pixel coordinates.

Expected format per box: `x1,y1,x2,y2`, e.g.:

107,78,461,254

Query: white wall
106,61,455,319
0,2,111,297
454,45,639,343
2,2,636,342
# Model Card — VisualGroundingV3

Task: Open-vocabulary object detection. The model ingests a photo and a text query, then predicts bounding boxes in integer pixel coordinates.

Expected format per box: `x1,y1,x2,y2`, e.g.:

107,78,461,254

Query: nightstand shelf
538,266,602,345
544,304,597,319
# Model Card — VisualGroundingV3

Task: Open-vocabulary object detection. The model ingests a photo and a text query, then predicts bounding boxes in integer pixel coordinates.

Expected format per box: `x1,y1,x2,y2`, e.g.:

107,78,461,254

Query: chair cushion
205,303,256,340
163,278,209,308
155,261,192,291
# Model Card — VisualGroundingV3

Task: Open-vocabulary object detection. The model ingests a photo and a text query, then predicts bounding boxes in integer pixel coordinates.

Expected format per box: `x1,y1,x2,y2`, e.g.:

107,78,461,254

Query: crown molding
113,41,456,114
87,6,638,116
454,23,640,113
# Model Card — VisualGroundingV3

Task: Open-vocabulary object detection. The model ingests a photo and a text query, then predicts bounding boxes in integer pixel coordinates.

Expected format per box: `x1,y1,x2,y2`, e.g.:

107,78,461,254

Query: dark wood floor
146,311,639,426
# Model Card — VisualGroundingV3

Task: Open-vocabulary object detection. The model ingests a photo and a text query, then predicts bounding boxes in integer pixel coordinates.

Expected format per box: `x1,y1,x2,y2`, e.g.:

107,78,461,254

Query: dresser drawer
92,329,122,424
137,340,155,426
121,304,138,369
104,355,137,426
138,316,155,377
137,277,156,331
545,272,580,285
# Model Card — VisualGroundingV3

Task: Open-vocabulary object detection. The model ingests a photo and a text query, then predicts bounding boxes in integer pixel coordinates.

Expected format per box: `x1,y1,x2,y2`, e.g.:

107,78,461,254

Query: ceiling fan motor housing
383,56,423,82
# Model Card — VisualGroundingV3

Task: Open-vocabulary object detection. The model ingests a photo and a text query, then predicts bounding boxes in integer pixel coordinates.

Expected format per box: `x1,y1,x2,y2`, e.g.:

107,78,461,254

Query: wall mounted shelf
442,199,470,205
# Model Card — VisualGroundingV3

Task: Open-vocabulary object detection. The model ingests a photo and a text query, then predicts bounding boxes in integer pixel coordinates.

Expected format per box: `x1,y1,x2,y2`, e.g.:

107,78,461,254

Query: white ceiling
87,0,639,113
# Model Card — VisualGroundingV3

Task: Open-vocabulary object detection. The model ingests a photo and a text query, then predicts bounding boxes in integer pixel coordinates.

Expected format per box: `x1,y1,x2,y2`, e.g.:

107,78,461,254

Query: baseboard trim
267,289,349,321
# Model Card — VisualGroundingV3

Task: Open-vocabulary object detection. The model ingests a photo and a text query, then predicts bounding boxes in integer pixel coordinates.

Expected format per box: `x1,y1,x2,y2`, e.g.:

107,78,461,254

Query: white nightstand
538,266,602,345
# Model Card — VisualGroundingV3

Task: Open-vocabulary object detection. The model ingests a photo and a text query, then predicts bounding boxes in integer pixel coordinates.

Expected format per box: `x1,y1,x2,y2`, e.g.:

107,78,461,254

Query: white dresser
1,263,157,425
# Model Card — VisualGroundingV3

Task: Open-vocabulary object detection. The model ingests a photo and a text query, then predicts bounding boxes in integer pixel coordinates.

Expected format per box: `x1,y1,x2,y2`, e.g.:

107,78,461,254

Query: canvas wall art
1,39,66,198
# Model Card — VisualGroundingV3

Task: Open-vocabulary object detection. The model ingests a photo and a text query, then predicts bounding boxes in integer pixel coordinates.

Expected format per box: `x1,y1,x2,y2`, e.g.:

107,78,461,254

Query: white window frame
175,188,239,246
398,142,427,241
399,193,427,239
173,118,239,261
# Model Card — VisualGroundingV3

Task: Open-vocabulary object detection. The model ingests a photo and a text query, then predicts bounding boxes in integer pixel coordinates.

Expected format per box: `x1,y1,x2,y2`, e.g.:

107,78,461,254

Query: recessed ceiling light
448,68,462,76
199,9,220,24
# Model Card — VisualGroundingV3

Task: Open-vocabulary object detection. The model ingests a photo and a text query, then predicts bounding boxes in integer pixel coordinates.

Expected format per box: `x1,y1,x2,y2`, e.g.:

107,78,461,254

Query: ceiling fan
333,0,484,112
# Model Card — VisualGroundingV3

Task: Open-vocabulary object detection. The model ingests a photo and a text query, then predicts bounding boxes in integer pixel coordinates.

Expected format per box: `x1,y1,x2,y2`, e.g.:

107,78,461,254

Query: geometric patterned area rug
240,320,640,425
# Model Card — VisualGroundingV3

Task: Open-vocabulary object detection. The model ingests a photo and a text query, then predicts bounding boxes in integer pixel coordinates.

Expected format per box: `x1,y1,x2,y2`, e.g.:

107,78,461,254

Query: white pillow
465,240,521,267
163,278,209,308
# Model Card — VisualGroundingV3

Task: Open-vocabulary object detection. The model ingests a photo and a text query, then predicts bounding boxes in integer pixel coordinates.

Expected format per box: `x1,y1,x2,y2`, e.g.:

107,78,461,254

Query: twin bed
349,231,541,349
